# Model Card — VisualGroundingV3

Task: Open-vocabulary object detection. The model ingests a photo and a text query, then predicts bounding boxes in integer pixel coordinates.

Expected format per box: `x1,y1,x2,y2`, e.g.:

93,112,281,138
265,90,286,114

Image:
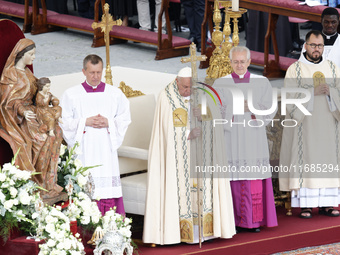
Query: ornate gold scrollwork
118,81,145,98
206,1,247,82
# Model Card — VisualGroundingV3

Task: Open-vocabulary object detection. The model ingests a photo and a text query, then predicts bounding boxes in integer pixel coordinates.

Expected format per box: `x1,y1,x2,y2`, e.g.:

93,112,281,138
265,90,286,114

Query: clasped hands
86,114,108,128
314,84,330,96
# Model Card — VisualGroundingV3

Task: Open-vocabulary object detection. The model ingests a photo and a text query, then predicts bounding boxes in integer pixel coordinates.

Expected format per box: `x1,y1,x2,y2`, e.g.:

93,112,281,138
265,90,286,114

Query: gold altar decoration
206,0,247,82
118,81,145,98
87,226,104,246
92,3,122,85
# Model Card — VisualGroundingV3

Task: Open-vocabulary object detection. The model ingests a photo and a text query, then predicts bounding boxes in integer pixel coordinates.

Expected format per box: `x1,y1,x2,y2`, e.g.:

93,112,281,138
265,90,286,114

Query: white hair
229,46,250,60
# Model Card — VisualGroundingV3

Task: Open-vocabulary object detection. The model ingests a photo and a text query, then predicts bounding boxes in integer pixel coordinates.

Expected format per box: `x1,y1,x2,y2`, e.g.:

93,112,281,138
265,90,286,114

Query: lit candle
232,0,239,11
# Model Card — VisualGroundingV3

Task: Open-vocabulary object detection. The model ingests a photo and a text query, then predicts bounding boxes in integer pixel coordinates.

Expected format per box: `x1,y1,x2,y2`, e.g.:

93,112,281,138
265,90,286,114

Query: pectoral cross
92,3,122,85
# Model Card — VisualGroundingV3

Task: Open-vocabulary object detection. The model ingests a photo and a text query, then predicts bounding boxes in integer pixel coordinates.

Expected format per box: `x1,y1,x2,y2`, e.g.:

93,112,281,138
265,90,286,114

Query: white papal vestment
143,80,235,245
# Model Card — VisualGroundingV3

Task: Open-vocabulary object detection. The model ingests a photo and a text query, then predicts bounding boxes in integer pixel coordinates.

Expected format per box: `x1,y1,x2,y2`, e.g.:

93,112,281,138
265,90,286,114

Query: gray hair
229,46,250,60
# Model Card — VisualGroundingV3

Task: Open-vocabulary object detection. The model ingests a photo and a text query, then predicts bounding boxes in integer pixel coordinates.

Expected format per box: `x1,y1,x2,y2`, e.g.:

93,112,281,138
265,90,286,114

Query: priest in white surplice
299,7,340,67
60,54,131,215
280,30,340,218
214,46,278,232
143,67,235,245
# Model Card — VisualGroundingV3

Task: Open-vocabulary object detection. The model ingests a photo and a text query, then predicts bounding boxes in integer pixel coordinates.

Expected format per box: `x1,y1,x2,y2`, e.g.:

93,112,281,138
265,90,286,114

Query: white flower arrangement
64,191,101,226
102,208,132,243
0,147,135,254
35,205,85,255
0,156,42,233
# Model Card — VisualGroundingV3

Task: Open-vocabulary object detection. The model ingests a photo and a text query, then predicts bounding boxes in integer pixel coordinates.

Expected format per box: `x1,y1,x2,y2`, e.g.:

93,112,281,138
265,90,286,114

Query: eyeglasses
306,43,324,49
231,60,248,65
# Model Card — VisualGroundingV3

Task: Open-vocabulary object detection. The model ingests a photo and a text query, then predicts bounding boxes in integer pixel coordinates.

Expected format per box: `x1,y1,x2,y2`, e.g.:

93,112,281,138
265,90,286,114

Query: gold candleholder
206,0,247,82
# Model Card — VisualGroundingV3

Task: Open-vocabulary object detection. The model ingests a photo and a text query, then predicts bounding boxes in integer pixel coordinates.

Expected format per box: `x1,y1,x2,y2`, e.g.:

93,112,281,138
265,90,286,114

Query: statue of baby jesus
36,77,62,137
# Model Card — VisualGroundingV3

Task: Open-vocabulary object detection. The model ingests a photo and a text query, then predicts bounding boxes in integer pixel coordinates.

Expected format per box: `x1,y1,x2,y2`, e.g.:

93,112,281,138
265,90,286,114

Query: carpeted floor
132,206,340,255
272,242,340,255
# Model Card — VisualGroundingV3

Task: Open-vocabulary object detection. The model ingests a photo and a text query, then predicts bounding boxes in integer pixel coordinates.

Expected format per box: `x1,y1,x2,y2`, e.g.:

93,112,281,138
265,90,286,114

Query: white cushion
118,146,148,161
121,173,147,215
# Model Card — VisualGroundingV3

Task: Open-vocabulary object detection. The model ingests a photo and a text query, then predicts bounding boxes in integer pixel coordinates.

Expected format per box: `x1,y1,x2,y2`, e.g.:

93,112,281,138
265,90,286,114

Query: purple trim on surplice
251,179,263,223
231,71,250,83
96,197,125,216
81,81,105,93
230,178,278,229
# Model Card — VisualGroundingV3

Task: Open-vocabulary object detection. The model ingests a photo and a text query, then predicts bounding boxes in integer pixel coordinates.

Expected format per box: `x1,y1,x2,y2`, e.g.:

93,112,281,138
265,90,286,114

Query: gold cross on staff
180,42,206,249
181,43,207,81
92,3,122,85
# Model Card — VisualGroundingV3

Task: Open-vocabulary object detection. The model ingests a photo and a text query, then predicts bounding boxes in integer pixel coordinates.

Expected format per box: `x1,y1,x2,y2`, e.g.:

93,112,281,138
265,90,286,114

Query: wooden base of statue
43,191,68,206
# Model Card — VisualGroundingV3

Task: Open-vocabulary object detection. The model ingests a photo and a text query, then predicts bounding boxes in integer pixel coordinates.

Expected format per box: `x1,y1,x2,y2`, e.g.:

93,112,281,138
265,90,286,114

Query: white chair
118,93,156,215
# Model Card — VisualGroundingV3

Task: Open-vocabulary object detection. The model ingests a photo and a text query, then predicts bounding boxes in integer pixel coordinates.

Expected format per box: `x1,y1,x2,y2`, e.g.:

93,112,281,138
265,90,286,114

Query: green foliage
0,212,32,244
57,143,99,195
0,212,19,243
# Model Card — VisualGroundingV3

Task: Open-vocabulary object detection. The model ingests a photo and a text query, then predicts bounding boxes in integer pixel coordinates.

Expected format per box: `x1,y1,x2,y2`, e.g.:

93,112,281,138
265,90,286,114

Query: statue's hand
24,110,36,121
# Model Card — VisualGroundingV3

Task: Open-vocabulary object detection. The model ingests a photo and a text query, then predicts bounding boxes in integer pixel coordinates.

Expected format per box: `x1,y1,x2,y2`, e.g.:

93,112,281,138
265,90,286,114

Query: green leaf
30,172,42,176
11,148,21,165
36,186,48,192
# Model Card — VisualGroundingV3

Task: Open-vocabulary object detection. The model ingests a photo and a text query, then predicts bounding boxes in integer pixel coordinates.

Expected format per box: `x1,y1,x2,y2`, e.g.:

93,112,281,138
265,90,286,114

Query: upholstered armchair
118,83,156,215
